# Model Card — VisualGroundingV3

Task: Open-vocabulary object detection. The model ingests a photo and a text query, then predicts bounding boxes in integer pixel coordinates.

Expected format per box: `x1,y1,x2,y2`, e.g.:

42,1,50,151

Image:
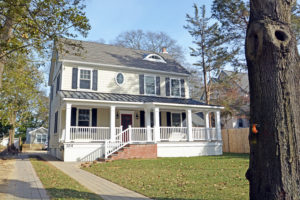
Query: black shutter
150,112,154,127
54,111,58,133
56,74,60,93
92,70,98,91
156,76,160,95
140,111,145,127
180,79,185,97
92,108,97,127
139,74,144,94
182,112,186,127
166,112,171,126
165,77,170,96
50,85,53,100
71,107,77,126
159,112,162,126
72,68,78,89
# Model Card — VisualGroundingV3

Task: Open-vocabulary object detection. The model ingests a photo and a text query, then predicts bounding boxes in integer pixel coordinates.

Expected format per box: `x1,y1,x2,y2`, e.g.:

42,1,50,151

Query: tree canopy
112,30,185,64
0,0,91,88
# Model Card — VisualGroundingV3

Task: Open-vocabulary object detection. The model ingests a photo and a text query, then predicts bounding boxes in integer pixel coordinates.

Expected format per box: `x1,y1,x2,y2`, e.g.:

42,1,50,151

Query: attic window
143,54,166,63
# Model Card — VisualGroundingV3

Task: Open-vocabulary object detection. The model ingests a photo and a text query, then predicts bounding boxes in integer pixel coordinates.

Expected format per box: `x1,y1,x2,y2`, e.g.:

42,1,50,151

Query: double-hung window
37,134,42,143
171,79,180,97
171,113,182,127
145,75,155,95
80,69,91,89
78,109,90,126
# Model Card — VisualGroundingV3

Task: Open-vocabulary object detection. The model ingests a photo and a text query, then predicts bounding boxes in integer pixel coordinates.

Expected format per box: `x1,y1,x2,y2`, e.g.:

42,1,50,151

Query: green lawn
30,157,102,200
83,153,249,200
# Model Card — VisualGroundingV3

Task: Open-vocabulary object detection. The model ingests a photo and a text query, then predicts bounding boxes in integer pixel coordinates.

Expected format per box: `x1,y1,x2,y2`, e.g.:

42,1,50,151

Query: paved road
0,154,49,200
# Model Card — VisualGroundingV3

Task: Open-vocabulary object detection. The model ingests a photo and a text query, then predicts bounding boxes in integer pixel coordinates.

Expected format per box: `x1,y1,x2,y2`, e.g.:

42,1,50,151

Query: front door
121,114,133,130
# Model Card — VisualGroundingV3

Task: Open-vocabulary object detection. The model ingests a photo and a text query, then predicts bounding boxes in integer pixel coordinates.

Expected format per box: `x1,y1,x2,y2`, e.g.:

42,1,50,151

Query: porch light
135,113,139,120
116,112,119,119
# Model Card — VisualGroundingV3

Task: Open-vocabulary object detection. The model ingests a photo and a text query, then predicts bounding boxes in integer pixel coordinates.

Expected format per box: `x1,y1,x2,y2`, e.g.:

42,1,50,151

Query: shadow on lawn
218,153,250,160
0,180,102,199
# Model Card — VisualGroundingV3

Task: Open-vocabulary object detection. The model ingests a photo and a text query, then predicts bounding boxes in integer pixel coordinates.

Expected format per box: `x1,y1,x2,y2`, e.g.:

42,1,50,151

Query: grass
83,153,249,200
30,157,102,200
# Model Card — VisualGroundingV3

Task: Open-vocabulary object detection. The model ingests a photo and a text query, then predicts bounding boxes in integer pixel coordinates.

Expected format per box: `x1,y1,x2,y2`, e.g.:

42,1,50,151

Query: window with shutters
171,79,181,97
145,75,156,95
79,69,91,89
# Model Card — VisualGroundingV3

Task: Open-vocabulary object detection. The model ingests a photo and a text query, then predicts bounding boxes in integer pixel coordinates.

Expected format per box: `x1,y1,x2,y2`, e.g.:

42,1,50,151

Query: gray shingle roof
58,38,190,75
60,90,214,106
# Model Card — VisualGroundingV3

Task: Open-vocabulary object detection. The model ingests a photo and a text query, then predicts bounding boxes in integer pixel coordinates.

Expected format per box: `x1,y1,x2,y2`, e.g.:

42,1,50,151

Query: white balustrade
160,127,188,141
105,128,130,158
131,127,154,142
192,127,207,140
70,127,114,142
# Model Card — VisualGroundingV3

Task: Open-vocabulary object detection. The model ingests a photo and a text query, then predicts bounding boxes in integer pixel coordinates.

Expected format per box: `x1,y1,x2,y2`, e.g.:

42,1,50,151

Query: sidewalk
0,154,49,200
39,153,150,200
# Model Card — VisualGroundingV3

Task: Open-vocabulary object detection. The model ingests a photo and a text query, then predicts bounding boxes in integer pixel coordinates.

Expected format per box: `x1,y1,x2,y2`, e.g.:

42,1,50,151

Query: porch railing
69,127,122,142
105,128,130,159
192,127,217,141
160,127,188,141
131,127,154,142
65,126,218,143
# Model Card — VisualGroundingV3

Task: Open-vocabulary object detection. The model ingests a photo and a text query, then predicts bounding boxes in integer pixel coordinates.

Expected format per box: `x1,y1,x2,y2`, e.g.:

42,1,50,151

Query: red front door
121,114,133,130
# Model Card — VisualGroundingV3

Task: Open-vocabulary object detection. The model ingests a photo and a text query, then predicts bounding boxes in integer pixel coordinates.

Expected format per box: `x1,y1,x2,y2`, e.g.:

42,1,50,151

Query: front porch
51,93,223,161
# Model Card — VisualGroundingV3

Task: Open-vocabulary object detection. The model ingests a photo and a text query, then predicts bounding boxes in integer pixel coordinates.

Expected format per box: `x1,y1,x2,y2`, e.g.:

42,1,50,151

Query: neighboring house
0,137,19,149
26,127,48,145
48,38,223,162
200,70,250,129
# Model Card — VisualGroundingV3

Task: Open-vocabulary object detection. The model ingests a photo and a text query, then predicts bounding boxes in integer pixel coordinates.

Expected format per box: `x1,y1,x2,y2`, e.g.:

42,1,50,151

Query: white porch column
186,109,193,141
215,110,222,141
204,111,211,141
65,103,72,142
154,107,160,142
110,106,116,141
145,108,152,142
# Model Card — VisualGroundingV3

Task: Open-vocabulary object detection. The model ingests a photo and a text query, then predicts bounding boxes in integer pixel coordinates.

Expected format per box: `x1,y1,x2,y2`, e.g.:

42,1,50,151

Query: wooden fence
222,128,250,153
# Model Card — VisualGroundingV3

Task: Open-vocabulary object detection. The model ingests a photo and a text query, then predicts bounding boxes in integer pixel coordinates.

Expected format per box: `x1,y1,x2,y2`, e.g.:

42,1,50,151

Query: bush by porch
82,153,249,200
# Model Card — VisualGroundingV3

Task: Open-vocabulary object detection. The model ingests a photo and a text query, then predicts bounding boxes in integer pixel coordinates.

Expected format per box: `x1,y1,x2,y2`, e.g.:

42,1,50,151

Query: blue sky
76,0,213,66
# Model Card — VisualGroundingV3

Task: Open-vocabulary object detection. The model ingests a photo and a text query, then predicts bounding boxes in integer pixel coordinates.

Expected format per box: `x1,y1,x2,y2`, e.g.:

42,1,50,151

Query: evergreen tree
184,4,233,104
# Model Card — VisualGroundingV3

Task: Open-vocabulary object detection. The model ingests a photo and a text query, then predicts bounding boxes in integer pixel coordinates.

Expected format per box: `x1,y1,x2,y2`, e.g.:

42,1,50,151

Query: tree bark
246,0,300,199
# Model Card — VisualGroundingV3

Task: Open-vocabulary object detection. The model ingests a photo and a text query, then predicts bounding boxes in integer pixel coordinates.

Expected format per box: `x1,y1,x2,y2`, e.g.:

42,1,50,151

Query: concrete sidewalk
0,154,49,200
39,153,150,200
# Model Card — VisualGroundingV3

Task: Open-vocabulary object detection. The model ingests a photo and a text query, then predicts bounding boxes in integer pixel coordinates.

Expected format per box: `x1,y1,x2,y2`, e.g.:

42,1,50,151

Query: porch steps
99,144,157,162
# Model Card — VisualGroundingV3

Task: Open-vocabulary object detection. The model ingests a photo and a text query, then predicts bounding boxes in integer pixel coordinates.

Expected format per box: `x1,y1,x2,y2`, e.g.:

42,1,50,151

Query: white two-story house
48,38,223,162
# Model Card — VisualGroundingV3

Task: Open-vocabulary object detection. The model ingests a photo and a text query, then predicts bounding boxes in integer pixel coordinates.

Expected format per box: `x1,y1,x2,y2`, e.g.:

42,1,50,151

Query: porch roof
59,90,222,108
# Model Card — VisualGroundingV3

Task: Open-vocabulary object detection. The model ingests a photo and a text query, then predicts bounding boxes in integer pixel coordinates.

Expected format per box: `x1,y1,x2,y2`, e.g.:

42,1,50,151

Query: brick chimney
161,47,168,54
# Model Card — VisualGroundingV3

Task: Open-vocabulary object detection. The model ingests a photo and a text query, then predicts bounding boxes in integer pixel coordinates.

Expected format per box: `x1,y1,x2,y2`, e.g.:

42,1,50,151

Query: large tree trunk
246,0,300,199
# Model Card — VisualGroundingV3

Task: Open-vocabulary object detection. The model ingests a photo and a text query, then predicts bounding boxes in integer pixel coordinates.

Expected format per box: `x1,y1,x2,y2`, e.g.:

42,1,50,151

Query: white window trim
77,67,94,91
119,110,135,127
143,54,166,63
36,134,47,144
170,78,181,97
171,112,183,127
115,72,125,86
144,75,157,96
76,108,92,127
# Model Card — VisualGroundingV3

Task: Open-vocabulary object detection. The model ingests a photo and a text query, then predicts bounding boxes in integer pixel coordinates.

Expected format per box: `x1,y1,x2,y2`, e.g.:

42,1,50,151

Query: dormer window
143,54,166,63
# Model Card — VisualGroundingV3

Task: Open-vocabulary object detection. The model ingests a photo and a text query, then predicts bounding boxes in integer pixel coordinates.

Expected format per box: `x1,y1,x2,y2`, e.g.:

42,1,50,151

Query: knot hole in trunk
275,30,288,41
